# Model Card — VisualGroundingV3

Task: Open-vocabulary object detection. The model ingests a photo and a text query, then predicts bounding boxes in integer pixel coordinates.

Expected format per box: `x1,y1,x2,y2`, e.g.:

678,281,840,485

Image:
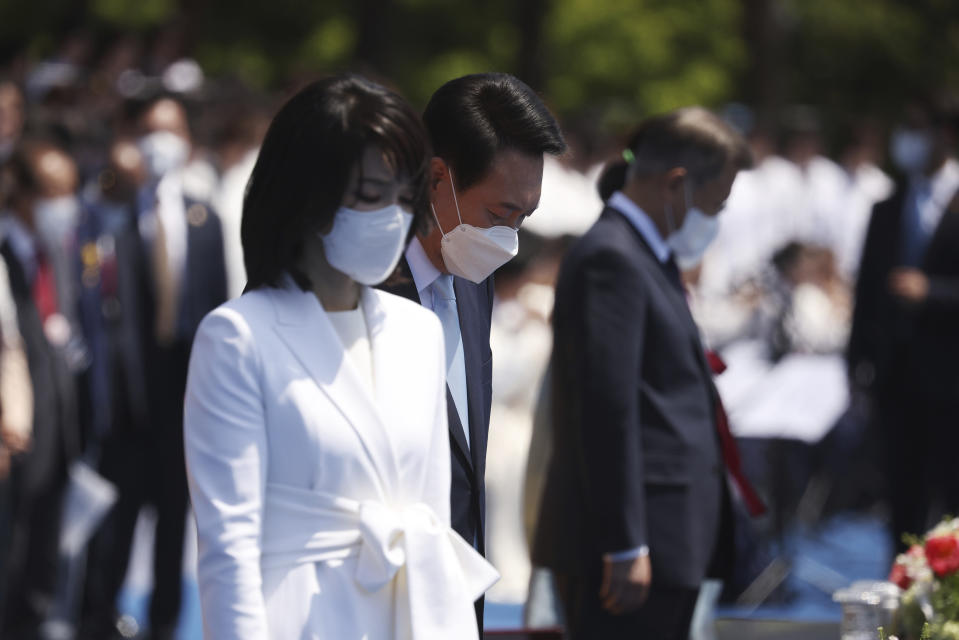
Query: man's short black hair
242,73,430,292
422,73,566,190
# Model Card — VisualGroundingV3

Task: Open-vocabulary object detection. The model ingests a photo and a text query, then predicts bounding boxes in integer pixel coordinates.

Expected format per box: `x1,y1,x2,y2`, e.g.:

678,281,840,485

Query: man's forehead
34,149,78,193
143,100,188,134
472,149,543,206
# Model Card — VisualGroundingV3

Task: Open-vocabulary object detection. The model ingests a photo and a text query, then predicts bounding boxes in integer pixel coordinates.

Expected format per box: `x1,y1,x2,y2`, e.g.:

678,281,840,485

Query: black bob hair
423,72,566,191
242,73,431,292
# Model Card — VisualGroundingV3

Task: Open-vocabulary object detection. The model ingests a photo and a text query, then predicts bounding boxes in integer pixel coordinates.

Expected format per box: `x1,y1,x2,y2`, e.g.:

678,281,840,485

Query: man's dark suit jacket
76,201,151,442
848,181,959,399
532,206,730,590
380,258,494,556
0,237,81,493
138,196,228,420
0,234,82,634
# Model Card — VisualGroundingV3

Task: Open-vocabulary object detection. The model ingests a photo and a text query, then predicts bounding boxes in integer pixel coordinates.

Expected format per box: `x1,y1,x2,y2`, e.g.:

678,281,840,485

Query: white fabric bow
261,484,499,640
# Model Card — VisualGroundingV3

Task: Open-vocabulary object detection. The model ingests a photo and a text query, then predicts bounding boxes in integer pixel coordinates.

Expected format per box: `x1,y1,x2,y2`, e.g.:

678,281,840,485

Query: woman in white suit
183,74,497,640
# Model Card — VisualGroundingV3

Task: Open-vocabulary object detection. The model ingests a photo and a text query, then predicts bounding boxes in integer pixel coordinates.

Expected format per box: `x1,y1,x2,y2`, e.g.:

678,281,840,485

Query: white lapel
269,279,399,497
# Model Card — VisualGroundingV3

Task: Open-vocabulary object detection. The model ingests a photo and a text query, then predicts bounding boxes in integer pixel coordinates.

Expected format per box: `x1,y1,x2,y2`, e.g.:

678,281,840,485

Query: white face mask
431,169,519,284
890,128,932,175
321,203,413,285
666,179,720,269
34,195,81,245
138,130,189,181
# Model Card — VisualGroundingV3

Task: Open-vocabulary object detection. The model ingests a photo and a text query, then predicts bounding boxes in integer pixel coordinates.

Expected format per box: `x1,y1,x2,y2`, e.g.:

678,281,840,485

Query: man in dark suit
76,98,226,640
137,96,227,640
0,140,84,638
533,108,752,640
74,137,156,640
380,73,565,627
848,101,959,549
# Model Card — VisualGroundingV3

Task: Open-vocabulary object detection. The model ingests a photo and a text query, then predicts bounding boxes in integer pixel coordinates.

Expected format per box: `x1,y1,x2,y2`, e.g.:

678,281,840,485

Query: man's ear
664,167,687,194
429,157,448,193
659,167,686,204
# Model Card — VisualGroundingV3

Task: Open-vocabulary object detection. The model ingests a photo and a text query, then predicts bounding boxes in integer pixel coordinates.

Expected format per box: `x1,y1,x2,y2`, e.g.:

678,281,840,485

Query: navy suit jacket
379,258,494,555
532,206,730,589
137,194,228,429
75,200,152,440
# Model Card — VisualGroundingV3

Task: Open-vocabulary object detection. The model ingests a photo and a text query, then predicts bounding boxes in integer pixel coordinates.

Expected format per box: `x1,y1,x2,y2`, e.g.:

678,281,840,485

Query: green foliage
2,0,958,130
906,534,926,548
902,588,929,638
542,0,746,121
786,0,959,116
933,574,959,625
90,0,176,29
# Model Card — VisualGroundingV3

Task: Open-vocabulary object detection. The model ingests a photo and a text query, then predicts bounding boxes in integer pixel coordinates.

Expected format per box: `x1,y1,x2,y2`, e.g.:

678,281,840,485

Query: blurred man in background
88,95,225,640
0,140,84,638
849,99,959,551
138,95,226,639
0,81,24,165
75,137,153,640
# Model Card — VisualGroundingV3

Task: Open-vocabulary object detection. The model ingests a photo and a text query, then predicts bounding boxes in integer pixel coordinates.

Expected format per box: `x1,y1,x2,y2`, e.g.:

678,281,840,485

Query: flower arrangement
886,517,959,639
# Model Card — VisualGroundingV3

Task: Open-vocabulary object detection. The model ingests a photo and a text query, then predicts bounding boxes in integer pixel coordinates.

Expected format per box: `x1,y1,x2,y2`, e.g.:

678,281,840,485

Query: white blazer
184,279,497,640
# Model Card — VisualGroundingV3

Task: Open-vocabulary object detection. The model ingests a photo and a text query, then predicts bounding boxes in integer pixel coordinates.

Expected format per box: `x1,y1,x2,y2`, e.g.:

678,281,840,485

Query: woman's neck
298,238,361,311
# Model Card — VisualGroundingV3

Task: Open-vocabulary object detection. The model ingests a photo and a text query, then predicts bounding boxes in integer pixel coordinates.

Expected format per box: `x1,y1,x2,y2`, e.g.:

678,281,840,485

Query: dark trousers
80,427,148,638
1,450,68,638
556,571,699,640
882,387,930,553
80,341,190,640
878,361,959,553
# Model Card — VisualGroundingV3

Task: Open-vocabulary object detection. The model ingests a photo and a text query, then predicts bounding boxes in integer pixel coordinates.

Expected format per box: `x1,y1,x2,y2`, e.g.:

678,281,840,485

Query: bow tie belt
261,483,498,639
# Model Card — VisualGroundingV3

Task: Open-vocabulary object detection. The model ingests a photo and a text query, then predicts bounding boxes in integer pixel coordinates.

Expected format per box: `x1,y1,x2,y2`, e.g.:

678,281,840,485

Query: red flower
889,562,912,589
925,536,959,577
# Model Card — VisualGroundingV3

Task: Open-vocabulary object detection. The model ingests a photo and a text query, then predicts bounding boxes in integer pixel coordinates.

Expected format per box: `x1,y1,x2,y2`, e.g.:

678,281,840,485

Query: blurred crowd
1,27,958,639
0,32,271,639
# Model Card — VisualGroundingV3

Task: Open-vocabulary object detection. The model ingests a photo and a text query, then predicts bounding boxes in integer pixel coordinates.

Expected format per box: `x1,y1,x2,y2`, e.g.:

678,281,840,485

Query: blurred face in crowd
10,146,81,243
659,161,737,226
642,160,738,269
101,139,147,204
890,105,953,176
138,98,192,181
0,82,24,160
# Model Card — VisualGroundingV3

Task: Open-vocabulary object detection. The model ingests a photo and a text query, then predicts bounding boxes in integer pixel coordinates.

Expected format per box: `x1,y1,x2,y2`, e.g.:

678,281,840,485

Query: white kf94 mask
431,169,518,283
